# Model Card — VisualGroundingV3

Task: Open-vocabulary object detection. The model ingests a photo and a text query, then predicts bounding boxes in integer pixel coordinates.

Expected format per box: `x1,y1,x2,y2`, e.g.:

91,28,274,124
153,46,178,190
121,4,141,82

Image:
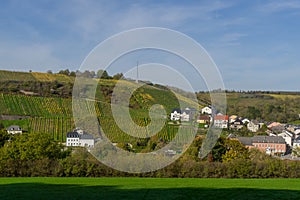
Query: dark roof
171,108,181,114
80,134,94,140
252,136,285,144
237,136,286,146
66,132,80,138
66,132,94,140
185,107,197,111
237,137,253,146
294,136,300,142
7,125,22,131
231,118,243,124
199,115,210,120
250,120,260,125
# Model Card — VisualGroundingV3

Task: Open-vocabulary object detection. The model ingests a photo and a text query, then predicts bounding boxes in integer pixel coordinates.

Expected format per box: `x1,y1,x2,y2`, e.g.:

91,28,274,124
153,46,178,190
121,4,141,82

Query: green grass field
0,178,299,200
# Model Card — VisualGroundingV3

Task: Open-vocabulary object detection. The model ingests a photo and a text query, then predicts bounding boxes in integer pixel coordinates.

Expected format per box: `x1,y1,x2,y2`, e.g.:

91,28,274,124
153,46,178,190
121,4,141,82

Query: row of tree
49,69,124,80
1,131,300,177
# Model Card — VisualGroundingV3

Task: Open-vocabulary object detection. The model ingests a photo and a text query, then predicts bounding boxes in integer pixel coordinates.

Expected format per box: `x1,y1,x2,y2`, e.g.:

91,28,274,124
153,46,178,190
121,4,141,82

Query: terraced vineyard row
0,70,73,82
0,70,36,81
29,117,75,142
0,94,73,117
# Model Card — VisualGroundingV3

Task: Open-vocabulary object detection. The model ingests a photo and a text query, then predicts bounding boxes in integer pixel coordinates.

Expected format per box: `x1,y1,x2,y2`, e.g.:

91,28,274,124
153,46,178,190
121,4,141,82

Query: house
267,122,282,129
293,136,300,149
181,107,197,122
170,108,181,121
294,129,300,136
269,124,285,134
79,133,95,147
201,106,212,115
277,130,294,147
170,108,197,122
230,118,244,130
242,118,250,124
237,136,286,155
229,115,238,123
197,115,210,124
213,115,229,129
6,125,22,134
66,128,94,148
66,132,80,147
247,120,263,132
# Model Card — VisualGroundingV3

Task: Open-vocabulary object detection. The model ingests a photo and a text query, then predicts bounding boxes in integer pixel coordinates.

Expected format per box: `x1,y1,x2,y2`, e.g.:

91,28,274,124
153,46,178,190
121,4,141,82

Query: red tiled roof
214,115,229,120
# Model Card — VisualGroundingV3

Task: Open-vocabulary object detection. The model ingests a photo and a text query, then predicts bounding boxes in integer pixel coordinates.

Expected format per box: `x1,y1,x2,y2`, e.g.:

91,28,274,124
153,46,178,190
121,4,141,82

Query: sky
0,0,300,91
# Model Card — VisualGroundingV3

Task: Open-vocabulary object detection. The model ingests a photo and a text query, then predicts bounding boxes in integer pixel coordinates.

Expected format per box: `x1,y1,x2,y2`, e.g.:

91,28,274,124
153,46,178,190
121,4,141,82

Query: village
170,105,300,159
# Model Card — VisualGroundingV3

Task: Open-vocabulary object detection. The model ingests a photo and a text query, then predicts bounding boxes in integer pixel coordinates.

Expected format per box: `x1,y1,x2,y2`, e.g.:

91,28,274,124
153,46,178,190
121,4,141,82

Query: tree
69,71,76,77
222,139,249,162
81,70,92,78
0,130,9,147
47,70,53,74
292,147,300,157
113,73,123,80
97,70,111,79
58,69,70,76
247,106,261,119
0,132,70,161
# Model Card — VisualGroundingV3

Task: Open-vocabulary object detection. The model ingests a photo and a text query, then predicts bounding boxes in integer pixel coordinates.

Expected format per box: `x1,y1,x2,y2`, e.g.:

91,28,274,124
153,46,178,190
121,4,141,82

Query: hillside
2,70,300,146
0,70,74,82
197,91,300,123
0,70,199,146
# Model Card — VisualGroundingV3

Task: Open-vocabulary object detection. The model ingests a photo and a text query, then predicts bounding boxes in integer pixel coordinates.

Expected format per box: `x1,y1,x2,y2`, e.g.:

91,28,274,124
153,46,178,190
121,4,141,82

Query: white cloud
219,33,247,46
258,0,300,13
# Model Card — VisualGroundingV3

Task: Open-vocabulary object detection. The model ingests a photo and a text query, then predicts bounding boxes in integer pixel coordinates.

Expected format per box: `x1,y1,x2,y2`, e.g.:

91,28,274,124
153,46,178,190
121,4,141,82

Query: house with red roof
213,115,229,129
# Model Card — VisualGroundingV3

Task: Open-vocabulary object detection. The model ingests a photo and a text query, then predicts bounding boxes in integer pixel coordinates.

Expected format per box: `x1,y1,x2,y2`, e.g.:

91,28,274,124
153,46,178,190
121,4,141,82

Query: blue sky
0,0,300,91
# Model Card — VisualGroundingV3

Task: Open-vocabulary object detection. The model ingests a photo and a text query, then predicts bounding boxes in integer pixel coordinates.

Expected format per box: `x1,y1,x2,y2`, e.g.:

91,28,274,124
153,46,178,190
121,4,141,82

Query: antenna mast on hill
136,61,139,83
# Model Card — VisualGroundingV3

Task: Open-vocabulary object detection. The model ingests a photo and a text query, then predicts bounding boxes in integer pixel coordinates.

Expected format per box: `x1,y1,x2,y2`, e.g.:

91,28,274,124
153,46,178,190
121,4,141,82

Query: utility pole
136,61,139,83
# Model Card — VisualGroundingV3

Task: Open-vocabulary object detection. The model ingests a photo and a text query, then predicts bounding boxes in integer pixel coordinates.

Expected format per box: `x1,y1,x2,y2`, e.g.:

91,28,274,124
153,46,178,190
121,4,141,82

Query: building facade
66,129,95,148
237,136,286,155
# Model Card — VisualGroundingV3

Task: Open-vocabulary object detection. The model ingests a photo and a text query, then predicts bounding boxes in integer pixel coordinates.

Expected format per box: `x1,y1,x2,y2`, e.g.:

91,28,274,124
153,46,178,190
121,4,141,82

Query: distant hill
197,91,300,123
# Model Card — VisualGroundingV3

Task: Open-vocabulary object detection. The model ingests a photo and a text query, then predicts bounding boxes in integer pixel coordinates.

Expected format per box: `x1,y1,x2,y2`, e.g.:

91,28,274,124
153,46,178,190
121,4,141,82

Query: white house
201,106,212,115
66,132,80,146
242,118,250,124
170,108,181,121
247,120,263,132
181,107,197,122
278,130,294,147
170,108,196,122
66,129,94,148
7,125,22,134
293,136,300,149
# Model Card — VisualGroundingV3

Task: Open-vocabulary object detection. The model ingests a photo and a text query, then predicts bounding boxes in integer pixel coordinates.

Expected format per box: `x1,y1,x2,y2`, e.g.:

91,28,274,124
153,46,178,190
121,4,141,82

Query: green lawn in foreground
0,178,299,200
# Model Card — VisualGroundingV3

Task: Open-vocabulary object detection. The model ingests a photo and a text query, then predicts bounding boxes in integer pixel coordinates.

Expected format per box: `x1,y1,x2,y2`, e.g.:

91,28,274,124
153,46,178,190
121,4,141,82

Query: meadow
0,178,299,200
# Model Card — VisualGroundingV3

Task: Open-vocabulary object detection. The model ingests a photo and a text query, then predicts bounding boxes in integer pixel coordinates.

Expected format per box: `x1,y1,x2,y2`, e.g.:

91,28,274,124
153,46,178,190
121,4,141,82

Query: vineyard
0,92,195,145
31,72,74,83
0,70,199,146
0,94,73,117
29,117,74,142
0,70,72,82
